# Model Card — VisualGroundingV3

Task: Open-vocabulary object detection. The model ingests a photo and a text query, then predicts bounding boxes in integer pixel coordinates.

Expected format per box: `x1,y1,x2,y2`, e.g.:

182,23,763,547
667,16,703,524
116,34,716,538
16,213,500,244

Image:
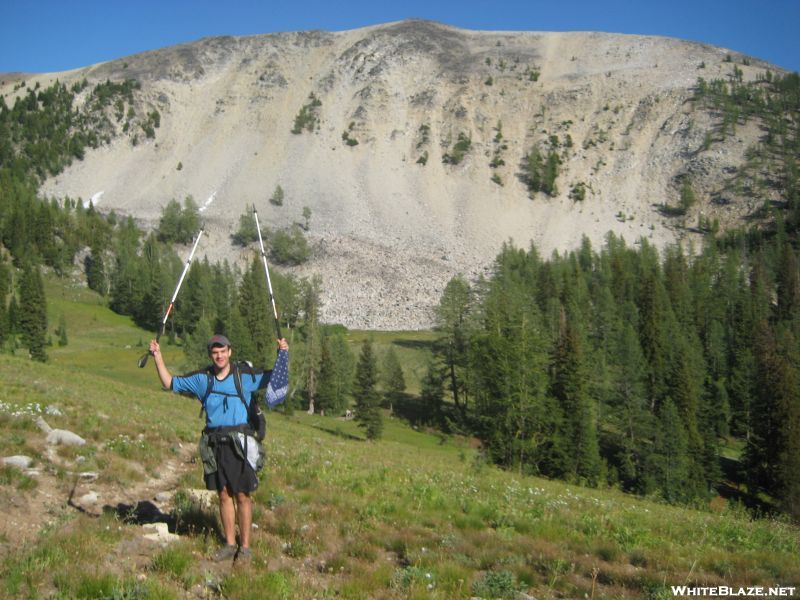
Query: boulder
2,455,34,469
78,491,99,506
142,522,181,545
46,429,86,446
35,416,53,434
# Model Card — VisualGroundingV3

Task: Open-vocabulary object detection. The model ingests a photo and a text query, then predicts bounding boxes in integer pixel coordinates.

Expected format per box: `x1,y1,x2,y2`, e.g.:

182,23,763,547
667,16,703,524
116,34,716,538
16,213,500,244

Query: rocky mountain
6,20,783,329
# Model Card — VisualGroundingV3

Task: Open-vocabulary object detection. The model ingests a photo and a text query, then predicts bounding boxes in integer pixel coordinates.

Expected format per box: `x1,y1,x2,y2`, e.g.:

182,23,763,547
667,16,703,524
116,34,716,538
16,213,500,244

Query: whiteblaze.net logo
671,586,796,597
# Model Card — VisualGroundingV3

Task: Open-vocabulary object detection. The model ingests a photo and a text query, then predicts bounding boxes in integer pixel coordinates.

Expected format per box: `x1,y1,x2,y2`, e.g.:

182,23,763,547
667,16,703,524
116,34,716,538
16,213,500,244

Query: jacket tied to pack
199,425,264,474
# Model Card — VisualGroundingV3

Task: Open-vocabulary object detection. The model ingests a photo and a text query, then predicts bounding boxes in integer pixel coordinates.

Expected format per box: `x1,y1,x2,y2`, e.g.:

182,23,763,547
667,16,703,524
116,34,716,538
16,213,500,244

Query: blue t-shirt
172,368,268,429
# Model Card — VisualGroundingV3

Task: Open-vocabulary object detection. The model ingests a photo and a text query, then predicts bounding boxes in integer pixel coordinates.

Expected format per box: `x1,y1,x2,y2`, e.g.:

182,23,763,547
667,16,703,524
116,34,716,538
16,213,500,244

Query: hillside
0,280,798,599
2,20,786,328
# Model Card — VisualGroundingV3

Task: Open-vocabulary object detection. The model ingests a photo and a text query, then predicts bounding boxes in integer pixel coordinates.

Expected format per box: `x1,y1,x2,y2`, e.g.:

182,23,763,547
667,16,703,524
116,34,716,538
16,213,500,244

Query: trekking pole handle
253,205,283,340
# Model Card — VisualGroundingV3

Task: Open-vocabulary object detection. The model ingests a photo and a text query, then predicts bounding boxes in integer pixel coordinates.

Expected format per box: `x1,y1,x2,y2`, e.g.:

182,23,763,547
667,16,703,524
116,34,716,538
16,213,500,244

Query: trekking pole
252,204,283,340
137,225,205,368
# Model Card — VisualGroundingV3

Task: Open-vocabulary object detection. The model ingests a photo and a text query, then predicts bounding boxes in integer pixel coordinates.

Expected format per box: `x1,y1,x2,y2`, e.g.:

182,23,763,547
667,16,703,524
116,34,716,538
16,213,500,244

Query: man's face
209,345,232,370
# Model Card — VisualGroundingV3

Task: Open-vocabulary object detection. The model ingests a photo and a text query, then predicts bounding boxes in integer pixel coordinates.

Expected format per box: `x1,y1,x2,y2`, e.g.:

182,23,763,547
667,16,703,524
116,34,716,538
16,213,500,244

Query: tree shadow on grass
716,456,775,516
392,338,436,352
391,393,431,427
310,423,364,442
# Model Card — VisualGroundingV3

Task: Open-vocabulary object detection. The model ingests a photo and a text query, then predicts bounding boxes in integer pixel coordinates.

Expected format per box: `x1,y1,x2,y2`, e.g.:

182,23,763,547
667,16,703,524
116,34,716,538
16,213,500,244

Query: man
149,333,289,563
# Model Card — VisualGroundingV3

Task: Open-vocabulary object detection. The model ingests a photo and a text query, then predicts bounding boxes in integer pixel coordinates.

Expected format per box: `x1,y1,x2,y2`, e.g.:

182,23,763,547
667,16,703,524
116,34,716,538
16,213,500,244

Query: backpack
200,361,267,441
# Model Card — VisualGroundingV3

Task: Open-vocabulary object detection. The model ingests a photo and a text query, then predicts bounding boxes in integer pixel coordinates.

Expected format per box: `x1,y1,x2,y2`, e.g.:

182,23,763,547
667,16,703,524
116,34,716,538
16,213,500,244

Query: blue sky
2,0,798,73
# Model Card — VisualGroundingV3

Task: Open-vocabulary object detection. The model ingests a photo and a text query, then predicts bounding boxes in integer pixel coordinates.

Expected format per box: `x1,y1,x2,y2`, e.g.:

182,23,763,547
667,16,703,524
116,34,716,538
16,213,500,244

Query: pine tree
0,296,6,347
211,261,236,334
776,241,800,325
7,294,20,336
156,199,184,243
183,318,213,370
663,246,694,330
227,308,252,365
300,276,323,414
381,347,405,414
637,257,673,410
747,320,800,518
542,150,560,196
469,242,554,474
668,337,709,497
18,262,47,361
773,328,800,520
524,146,544,193
317,333,354,417
316,335,334,416
108,216,143,317
746,319,780,492
353,338,382,440
419,358,445,427
609,321,655,493
648,398,691,502
270,268,300,329
603,233,638,305
727,266,757,437
549,307,601,484
56,313,68,346
134,235,167,332
236,259,273,366
180,196,200,243
85,245,106,295
174,260,214,339
435,275,472,418
0,261,10,346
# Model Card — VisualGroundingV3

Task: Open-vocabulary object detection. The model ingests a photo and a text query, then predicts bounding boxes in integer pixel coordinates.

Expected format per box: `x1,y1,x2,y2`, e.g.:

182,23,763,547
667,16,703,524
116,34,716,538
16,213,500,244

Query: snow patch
199,191,216,213
85,191,104,208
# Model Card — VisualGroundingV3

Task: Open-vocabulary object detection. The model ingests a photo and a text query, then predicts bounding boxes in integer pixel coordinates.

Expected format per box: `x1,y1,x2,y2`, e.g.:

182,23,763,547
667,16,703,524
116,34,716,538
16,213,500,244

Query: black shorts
204,435,258,494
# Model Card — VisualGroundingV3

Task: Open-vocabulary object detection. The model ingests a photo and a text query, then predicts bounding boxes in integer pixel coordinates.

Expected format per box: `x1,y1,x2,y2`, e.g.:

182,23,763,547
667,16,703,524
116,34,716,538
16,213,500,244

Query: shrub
291,93,322,134
157,196,200,244
270,225,310,266
342,131,359,146
443,132,472,165
680,177,696,212
232,212,260,246
570,182,587,201
472,570,518,599
270,185,285,207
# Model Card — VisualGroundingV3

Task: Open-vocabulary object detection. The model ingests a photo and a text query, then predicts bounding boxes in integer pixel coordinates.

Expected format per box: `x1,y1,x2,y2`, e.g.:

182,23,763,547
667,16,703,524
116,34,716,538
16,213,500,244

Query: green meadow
0,279,797,599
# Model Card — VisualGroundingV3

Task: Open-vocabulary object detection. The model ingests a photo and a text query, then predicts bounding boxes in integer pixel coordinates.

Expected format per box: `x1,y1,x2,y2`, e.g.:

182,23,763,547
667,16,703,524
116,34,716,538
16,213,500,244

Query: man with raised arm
150,334,289,563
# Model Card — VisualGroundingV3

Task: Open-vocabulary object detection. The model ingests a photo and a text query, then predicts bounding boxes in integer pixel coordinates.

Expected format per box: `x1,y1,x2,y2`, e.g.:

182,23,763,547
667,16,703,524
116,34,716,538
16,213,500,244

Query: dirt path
0,442,199,558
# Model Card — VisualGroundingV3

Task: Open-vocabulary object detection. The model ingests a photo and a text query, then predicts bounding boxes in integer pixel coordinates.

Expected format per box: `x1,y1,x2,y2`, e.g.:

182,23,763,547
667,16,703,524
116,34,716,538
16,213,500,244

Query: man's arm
265,339,289,409
149,339,173,390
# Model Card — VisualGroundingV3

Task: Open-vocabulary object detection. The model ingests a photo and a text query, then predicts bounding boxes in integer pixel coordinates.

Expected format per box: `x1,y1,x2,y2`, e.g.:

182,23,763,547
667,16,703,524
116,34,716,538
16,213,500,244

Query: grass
0,277,798,598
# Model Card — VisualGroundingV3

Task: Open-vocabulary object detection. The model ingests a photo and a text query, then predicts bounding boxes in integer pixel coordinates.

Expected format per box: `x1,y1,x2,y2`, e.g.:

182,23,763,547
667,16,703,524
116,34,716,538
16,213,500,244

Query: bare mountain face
25,20,780,329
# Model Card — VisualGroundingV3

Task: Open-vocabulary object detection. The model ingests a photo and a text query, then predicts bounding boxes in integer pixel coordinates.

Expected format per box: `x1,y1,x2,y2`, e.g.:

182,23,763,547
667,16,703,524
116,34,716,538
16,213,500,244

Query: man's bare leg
236,492,252,549
219,487,237,546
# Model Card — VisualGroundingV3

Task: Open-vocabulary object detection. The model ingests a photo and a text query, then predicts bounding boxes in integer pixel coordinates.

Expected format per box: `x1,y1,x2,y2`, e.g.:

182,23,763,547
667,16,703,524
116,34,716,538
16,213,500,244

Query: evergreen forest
0,71,798,522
